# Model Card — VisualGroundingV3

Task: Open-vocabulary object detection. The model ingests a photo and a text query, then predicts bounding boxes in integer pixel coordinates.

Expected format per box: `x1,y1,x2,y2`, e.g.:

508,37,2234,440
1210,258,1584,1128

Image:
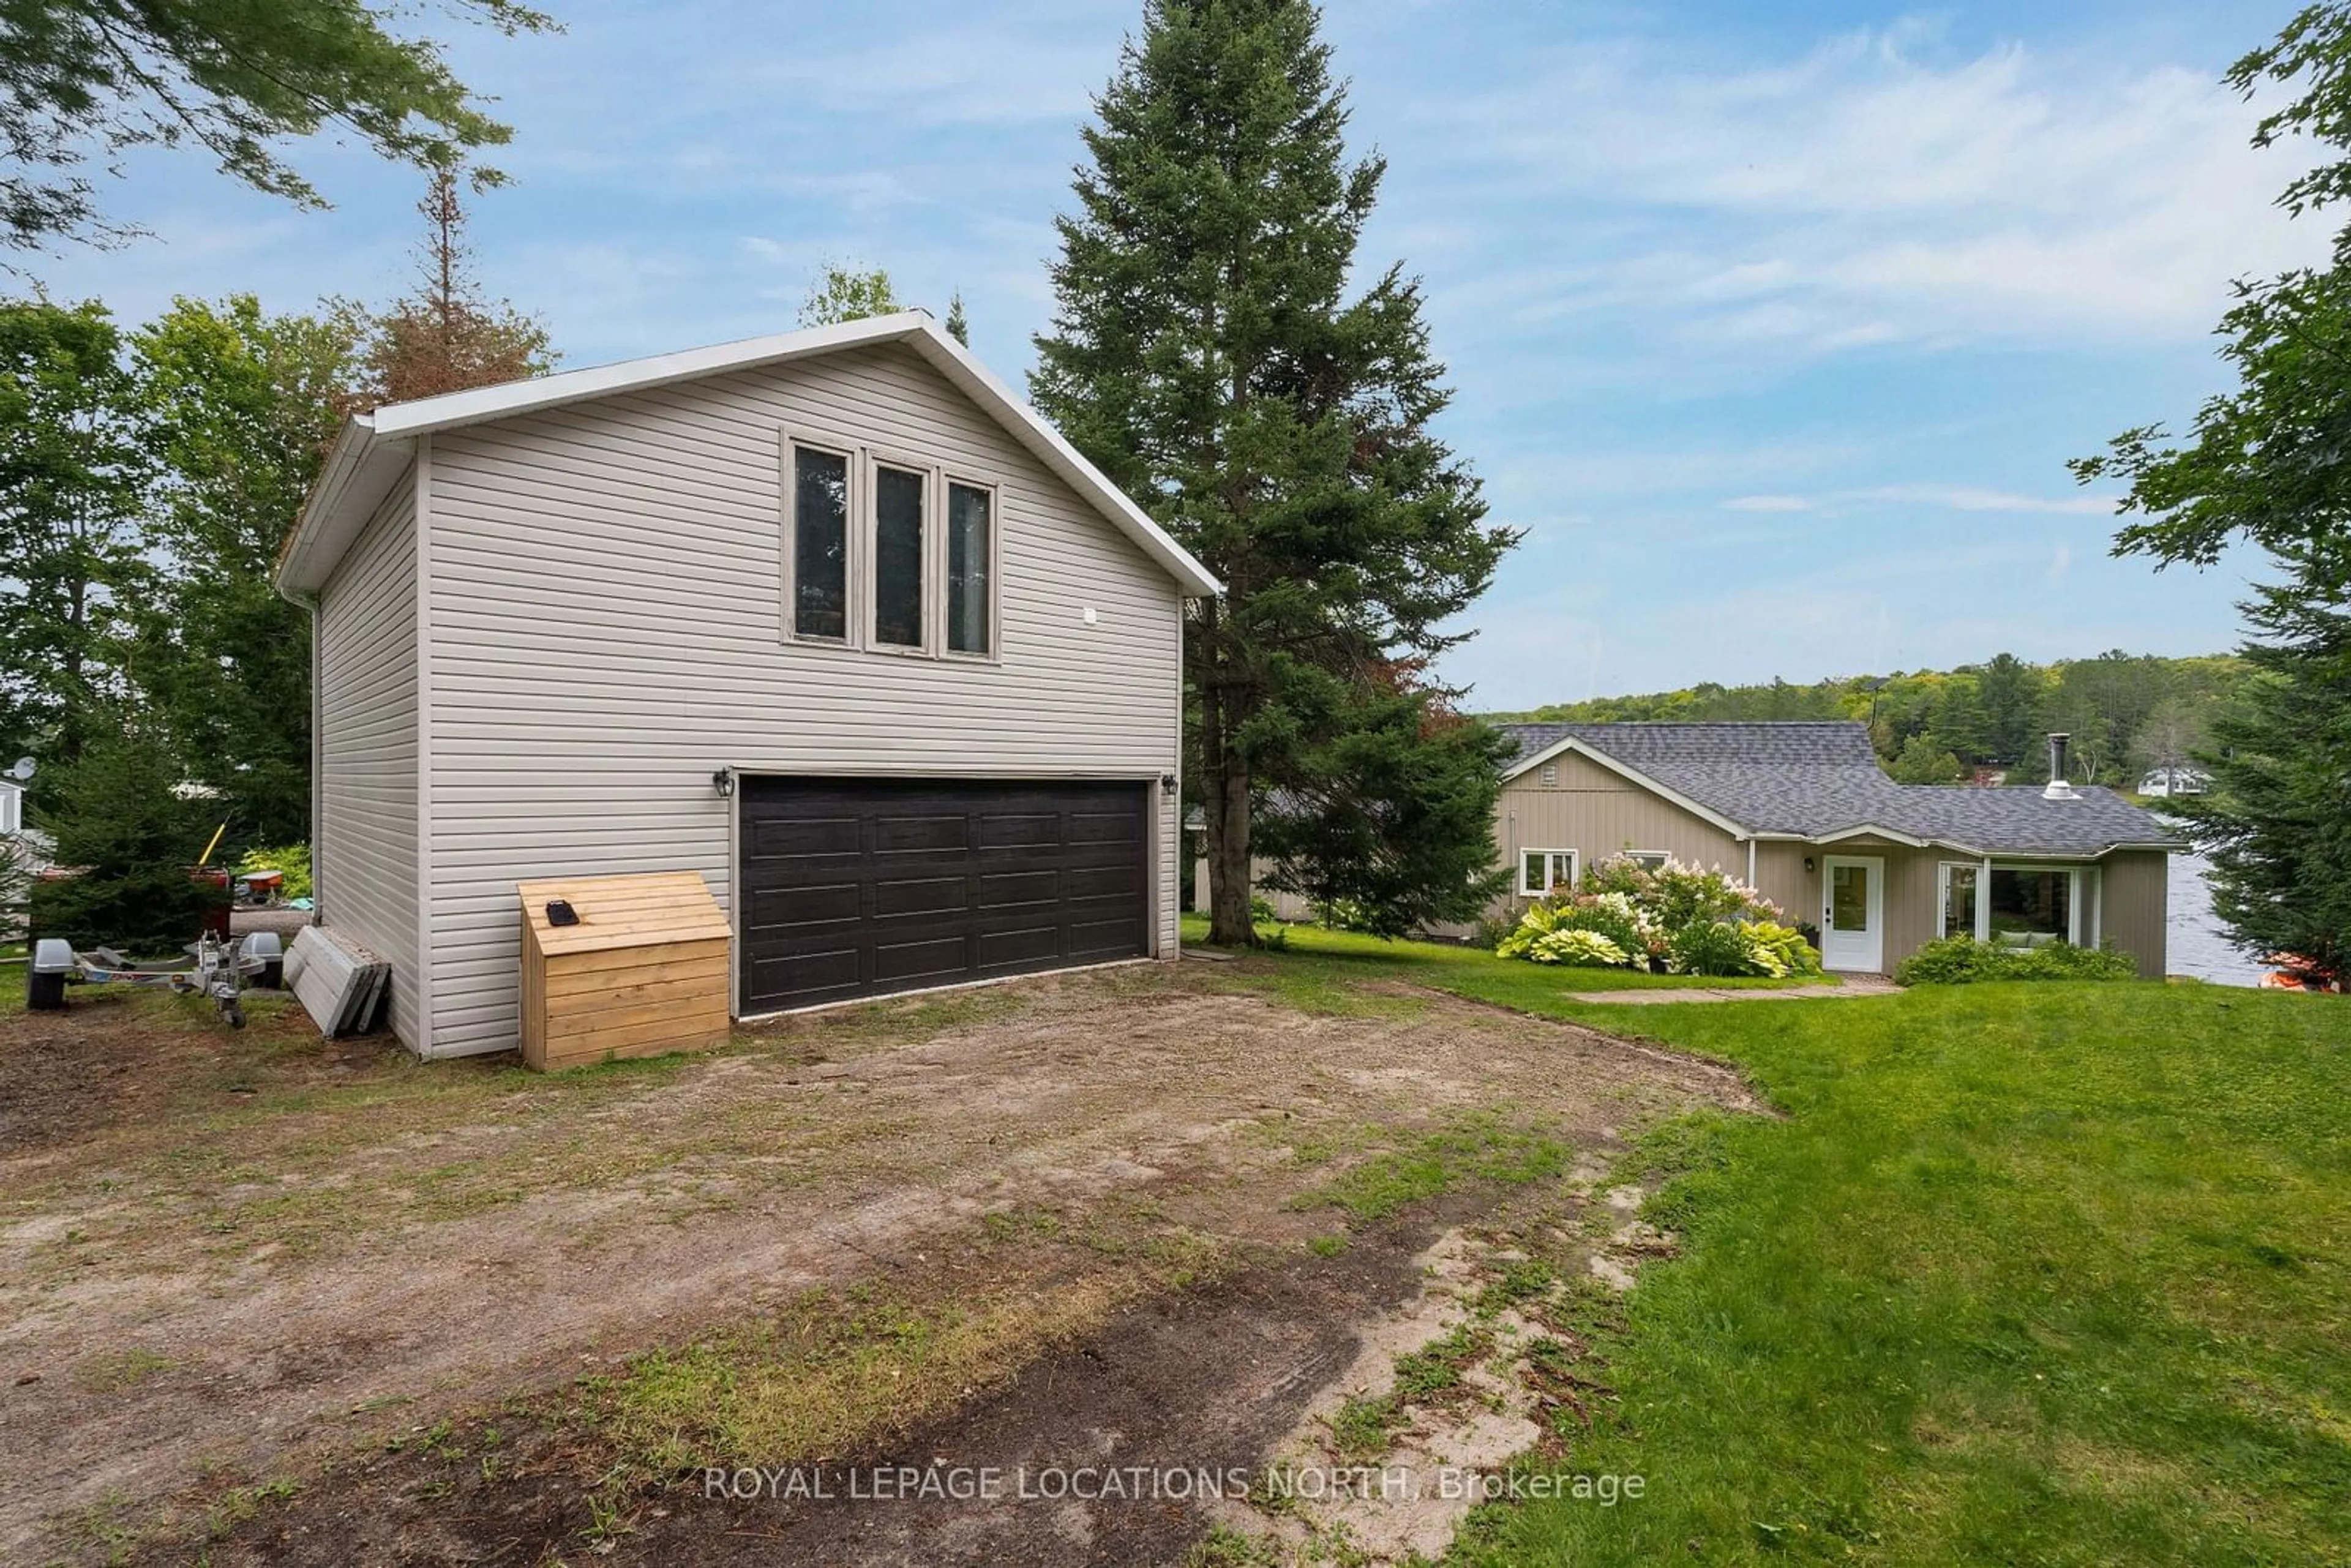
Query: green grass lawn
1179,913,1831,999
1466,980,2351,1566
1190,920,2350,1564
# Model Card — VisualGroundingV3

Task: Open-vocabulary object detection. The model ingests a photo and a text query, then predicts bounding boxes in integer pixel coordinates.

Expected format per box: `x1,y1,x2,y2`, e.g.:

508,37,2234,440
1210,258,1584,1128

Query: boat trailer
28,930,284,1029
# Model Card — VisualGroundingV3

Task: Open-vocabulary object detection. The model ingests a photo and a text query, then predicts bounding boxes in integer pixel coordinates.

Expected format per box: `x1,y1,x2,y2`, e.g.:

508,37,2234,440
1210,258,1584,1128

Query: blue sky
26,1,2319,711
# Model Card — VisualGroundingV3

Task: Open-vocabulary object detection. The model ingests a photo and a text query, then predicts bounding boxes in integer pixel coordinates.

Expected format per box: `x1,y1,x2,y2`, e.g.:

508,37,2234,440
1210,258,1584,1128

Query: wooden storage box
517,871,731,1071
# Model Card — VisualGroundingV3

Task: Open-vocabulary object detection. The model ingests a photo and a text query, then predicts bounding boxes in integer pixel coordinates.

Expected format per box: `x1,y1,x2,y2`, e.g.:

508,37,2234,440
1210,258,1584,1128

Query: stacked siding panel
312,468,421,1048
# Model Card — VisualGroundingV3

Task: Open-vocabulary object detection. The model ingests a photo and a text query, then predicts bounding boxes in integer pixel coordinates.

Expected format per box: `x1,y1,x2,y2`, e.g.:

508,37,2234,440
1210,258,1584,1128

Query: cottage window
1989,866,2077,946
872,463,926,650
1938,863,1978,940
1519,848,1578,897
1626,850,1670,871
946,480,994,657
789,443,851,641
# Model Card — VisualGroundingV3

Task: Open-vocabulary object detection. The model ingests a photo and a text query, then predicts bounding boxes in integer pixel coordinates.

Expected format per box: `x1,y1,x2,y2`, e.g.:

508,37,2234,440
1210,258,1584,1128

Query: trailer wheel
27,970,65,1011
223,1002,246,1030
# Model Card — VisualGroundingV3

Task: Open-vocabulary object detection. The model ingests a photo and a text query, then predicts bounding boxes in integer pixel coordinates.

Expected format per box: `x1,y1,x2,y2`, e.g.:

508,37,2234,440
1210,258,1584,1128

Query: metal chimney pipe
2042,733,2077,800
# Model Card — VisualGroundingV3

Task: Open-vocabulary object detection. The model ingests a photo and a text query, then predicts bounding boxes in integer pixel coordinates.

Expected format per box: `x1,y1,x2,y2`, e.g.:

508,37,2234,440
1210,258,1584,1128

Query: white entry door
1820,855,1885,973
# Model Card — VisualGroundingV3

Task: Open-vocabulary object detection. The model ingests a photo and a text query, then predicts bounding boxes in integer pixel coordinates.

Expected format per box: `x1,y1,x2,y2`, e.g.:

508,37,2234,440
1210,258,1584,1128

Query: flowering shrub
1742,921,1824,980
1496,901,1640,967
1494,853,1817,978
1667,920,1758,977
1645,857,1785,930
1523,929,1632,967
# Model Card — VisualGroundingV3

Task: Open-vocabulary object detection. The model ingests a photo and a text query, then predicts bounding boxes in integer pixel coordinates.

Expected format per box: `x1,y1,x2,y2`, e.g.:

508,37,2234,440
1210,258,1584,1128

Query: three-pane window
791,446,850,641
784,437,998,659
873,465,926,649
947,481,992,657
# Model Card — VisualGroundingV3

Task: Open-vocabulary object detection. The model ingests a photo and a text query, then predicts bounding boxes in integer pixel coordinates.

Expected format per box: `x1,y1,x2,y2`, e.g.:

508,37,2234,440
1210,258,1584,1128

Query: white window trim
1986,861,2087,946
940,470,1004,664
0,788,16,835
781,430,861,647
1518,847,1578,897
864,447,936,658
1937,860,1983,942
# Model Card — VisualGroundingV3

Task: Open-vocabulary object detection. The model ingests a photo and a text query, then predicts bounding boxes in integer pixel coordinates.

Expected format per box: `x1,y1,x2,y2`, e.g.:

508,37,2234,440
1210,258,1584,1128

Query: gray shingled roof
1498,721,2174,856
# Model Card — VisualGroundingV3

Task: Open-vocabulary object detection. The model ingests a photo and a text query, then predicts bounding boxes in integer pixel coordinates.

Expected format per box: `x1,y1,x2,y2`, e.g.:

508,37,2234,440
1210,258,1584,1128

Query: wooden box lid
517,871,731,958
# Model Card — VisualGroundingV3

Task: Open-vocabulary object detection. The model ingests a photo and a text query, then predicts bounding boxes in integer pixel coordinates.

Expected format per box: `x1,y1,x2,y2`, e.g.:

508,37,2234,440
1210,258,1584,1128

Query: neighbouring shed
518,871,731,1071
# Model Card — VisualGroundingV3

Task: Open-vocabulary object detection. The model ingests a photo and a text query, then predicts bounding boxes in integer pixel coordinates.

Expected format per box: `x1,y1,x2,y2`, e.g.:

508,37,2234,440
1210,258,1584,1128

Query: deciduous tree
0,297,149,778
133,295,363,844
0,0,555,253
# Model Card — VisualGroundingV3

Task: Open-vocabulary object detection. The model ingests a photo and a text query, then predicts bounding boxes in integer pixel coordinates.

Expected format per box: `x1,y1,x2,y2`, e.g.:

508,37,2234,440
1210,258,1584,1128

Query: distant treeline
1485,652,2249,788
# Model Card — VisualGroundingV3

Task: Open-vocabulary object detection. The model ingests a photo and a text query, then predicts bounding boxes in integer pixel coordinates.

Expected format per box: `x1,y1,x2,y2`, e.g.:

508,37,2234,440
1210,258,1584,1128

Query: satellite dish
7,757,30,781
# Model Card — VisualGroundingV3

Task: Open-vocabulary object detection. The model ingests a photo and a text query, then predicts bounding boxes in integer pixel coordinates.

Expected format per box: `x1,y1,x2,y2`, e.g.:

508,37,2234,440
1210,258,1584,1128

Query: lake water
2165,852,2265,987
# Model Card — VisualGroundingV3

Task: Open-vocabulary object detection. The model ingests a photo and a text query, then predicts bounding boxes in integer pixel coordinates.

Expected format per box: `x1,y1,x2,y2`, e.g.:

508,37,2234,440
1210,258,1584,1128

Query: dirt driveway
0,956,1757,1564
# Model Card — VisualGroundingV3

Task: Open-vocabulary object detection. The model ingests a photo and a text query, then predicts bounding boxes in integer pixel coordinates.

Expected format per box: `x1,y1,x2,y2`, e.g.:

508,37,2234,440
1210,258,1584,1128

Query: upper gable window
872,463,927,650
789,444,850,641
946,480,994,658
783,437,1001,660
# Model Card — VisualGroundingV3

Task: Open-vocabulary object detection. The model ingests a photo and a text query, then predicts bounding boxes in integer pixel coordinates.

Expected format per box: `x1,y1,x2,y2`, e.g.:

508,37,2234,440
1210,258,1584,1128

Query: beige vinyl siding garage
419,343,1183,1057
313,466,422,1048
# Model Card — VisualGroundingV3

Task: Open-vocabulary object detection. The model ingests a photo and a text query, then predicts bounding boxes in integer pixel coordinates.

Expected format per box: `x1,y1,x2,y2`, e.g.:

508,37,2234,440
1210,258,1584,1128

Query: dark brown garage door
738,778,1151,1014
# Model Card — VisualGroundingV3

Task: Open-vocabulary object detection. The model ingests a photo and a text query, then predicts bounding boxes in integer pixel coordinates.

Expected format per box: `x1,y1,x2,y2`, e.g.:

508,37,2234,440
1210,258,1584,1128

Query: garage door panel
739,778,1149,1013
746,947,863,1004
1062,865,1142,899
872,874,969,918
746,814,863,858
746,881,863,930
873,813,971,853
976,925,1063,970
1068,810,1144,845
978,812,1060,849
873,934,971,983
978,868,1059,909
1067,918,1141,959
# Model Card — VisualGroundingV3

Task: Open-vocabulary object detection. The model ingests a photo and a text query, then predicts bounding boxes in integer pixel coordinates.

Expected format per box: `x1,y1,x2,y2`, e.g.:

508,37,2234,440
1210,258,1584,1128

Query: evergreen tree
2161,544,2351,979
29,717,218,951
945,291,970,347
359,165,553,405
2074,4,2351,979
1032,0,1515,943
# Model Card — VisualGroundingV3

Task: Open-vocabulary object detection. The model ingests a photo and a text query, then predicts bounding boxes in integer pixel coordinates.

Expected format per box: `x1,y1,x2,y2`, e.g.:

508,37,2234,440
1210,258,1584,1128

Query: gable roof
1499,721,2174,858
276,312,1221,598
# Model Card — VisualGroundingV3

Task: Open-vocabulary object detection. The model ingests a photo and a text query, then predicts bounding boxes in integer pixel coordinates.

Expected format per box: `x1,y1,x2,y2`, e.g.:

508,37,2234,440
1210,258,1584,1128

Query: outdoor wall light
1803,856,1816,875
711,767,735,798
1160,771,1179,791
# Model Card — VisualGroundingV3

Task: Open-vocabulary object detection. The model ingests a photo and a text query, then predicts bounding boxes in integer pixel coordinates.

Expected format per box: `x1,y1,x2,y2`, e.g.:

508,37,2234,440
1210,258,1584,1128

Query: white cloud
1420,27,2325,353
1722,495,1815,512
1852,484,2117,516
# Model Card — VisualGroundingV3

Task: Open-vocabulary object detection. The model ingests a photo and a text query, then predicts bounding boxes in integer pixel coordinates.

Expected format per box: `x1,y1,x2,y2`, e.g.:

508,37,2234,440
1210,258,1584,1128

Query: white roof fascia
279,312,1220,599
1502,735,1755,839
1810,823,1938,850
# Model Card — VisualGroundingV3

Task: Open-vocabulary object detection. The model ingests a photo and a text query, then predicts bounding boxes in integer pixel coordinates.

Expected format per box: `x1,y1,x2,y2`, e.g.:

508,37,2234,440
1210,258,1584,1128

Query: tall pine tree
1032,0,1515,943
2075,4,2351,981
